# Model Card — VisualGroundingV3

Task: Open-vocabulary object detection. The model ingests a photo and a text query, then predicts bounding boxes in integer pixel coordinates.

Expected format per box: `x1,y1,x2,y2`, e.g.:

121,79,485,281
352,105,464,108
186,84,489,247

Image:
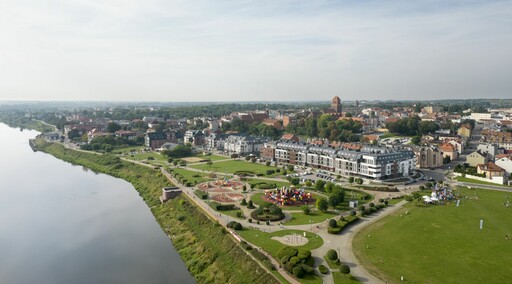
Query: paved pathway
125,156,411,284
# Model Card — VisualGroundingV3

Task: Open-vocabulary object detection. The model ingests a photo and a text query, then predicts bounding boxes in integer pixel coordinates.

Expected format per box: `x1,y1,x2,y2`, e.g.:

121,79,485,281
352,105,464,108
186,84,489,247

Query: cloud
0,0,511,102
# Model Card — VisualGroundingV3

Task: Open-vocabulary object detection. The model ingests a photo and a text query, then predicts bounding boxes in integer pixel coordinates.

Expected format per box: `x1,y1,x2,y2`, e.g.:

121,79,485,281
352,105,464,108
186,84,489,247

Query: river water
0,123,195,284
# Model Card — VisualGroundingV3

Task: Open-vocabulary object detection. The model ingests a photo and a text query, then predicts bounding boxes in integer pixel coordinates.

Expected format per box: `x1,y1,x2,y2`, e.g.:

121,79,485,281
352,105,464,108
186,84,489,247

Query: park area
190,159,281,176
353,186,512,283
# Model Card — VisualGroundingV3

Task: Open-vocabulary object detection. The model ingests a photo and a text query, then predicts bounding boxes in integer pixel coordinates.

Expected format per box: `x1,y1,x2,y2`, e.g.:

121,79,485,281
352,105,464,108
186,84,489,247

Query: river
0,123,195,284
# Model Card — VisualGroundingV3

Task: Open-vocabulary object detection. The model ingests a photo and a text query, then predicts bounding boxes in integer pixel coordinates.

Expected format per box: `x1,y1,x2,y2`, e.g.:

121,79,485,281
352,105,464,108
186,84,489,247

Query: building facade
269,141,415,180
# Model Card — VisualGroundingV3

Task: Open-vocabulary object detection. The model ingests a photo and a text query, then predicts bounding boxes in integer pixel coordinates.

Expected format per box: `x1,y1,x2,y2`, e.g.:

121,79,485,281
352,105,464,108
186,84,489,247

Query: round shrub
326,249,338,261
319,264,329,274
292,266,305,278
300,264,315,275
297,249,311,260
289,256,300,265
350,210,356,216
340,264,350,274
328,219,337,228
405,195,413,202
358,205,365,211
369,202,375,207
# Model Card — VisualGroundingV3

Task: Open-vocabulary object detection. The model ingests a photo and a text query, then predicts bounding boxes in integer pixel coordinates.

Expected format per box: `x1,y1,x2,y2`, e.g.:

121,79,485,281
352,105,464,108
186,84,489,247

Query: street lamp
309,219,312,231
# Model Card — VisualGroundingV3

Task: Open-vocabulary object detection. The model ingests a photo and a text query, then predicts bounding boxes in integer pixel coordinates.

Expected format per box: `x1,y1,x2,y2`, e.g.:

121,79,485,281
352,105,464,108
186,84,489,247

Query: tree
355,178,363,185
326,249,338,261
106,122,121,133
247,200,255,209
291,177,300,186
411,135,422,145
316,197,328,212
287,165,295,172
302,205,311,215
325,182,334,193
329,195,339,208
315,180,326,191
305,180,312,187
265,161,271,166
348,177,354,184
292,266,305,278
340,264,350,274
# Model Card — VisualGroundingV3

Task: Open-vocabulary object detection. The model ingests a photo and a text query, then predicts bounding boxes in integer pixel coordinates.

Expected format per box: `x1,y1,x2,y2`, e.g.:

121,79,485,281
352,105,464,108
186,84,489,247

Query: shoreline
31,137,280,284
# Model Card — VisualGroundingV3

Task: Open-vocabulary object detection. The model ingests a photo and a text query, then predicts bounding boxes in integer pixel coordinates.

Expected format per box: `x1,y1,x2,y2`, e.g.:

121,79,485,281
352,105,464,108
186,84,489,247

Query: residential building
495,156,512,174
477,143,498,159
145,132,173,149
269,141,415,180
282,115,297,127
457,125,472,138
223,135,268,155
466,150,490,167
440,143,458,161
470,112,491,121
184,130,205,146
205,133,228,151
477,162,506,181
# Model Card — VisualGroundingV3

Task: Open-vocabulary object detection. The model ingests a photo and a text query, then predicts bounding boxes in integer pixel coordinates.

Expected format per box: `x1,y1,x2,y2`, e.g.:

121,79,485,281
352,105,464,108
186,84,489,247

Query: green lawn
332,272,360,284
247,178,290,189
171,168,212,184
456,176,508,187
193,153,228,161
191,159,280,176
114,145,145,153
125,151,168,163
323,256,341,269
219,208,245,219
286,210,339,226
353,187,512,283
237,228,324,260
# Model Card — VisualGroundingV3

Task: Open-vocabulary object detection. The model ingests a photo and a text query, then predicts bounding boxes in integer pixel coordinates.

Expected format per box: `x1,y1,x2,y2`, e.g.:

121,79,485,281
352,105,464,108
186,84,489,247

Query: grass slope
353,187,512,283
35,139,279,284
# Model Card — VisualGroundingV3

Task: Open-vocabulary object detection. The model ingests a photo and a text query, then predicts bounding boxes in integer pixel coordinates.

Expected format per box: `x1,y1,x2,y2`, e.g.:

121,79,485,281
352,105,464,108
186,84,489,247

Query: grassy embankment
34,139,279,284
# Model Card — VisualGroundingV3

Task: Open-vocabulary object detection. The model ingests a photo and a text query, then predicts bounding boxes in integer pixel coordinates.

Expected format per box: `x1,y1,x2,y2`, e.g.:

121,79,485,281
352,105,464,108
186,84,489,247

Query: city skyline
1,0,511,102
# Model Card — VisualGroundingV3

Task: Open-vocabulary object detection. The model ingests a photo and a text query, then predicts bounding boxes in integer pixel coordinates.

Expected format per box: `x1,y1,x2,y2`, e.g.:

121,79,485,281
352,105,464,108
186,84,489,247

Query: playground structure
198,178,246,204
264,186,314,206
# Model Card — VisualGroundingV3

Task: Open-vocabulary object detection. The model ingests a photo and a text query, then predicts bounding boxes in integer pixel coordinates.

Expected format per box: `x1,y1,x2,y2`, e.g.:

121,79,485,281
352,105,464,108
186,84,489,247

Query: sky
0,0,511,102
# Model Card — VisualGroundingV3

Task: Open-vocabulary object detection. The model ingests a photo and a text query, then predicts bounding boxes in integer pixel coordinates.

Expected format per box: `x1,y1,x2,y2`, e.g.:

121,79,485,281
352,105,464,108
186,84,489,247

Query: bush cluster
277,247,315,279
227,221,243,230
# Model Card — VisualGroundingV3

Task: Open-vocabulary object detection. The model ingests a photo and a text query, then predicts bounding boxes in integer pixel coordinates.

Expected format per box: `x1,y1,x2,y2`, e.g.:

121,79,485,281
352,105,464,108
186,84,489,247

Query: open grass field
353,187,512,283
171,168,212,184
192,153,228,161
191,159,279,176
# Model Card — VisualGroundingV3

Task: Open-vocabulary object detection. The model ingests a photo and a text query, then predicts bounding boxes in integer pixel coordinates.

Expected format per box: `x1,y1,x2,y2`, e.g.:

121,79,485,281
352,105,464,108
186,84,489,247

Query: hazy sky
1,0,511,102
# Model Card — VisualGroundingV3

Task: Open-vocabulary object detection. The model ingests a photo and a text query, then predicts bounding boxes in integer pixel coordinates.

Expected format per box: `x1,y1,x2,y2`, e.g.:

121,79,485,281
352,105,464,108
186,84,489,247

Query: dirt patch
182,157,204,163
271,234,309,246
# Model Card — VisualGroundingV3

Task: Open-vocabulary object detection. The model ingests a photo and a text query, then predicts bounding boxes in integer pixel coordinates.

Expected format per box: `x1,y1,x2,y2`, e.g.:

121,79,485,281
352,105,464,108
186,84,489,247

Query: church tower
331,96,342,113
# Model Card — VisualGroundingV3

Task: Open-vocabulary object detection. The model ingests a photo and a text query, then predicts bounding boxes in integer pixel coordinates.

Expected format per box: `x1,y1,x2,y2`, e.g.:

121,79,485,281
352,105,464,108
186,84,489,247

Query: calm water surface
0,123,194,284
